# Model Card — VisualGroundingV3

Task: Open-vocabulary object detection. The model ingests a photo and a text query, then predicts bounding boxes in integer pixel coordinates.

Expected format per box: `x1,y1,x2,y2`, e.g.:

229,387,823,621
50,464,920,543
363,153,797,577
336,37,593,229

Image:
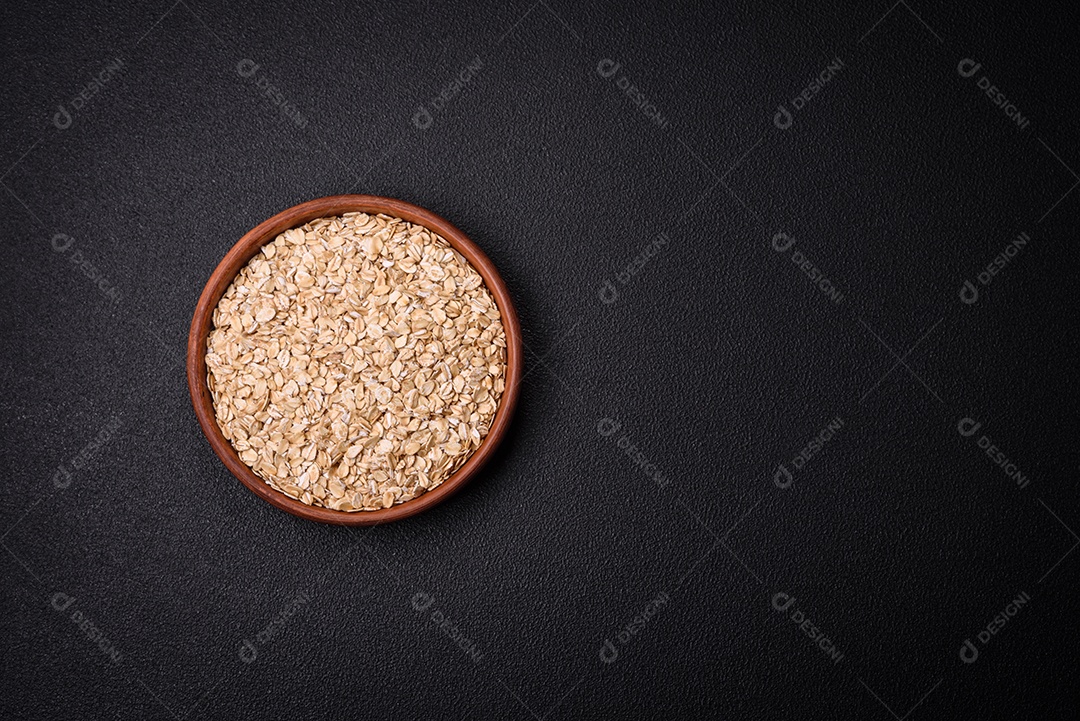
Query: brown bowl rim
186,195,523,525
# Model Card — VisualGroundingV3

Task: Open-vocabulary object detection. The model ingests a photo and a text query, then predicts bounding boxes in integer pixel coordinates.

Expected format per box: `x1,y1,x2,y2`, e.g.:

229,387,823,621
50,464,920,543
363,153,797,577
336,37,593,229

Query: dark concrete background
2,0,1078,718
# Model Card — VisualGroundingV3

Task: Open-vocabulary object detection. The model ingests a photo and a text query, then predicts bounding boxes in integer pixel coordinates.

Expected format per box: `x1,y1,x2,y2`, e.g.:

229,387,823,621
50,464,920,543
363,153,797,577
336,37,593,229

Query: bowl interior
186,195,522,525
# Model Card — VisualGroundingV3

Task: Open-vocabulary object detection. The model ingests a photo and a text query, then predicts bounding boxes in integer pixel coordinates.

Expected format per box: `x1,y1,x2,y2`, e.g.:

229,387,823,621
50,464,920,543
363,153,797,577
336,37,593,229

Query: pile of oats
206,213,507,511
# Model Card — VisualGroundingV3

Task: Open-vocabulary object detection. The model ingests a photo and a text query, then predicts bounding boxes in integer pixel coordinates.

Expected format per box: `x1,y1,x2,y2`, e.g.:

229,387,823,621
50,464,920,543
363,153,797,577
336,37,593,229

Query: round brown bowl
187,195,522,525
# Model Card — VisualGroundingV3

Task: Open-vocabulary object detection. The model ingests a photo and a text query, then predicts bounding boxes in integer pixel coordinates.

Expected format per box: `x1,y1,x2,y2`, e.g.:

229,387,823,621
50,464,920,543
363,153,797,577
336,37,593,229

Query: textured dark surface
2,0,1078,718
